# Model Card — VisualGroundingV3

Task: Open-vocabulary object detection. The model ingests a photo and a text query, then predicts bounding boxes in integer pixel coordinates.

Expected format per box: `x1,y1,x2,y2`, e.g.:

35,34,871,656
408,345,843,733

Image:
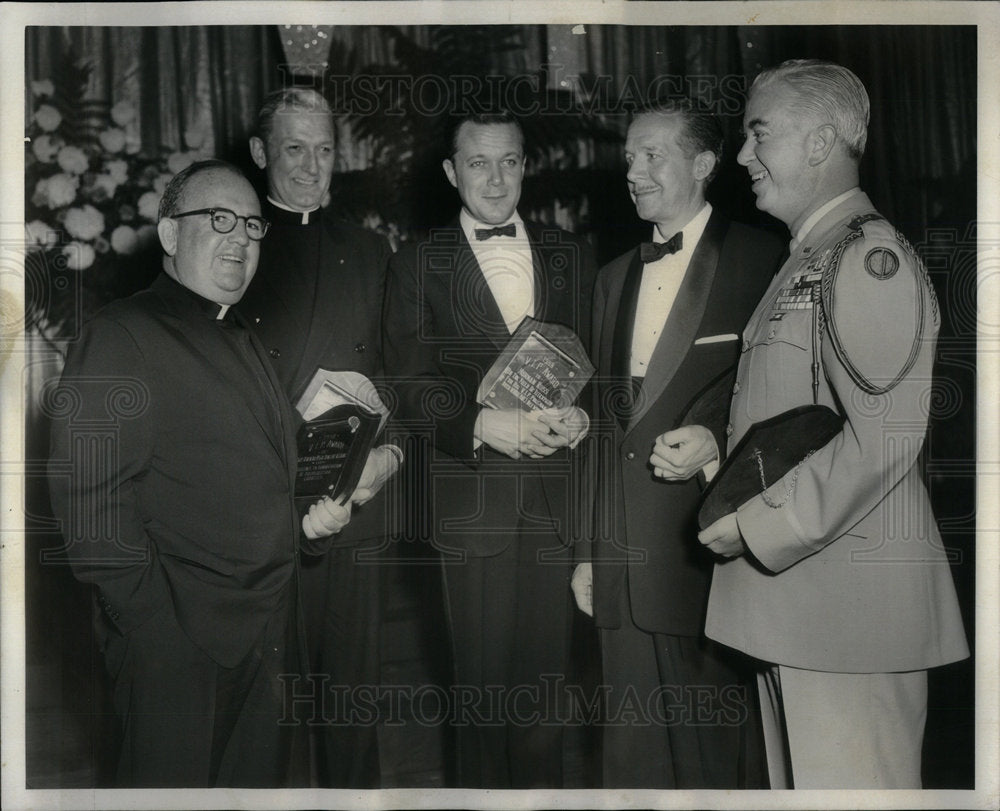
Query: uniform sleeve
736,234,938,572
47,316,172,633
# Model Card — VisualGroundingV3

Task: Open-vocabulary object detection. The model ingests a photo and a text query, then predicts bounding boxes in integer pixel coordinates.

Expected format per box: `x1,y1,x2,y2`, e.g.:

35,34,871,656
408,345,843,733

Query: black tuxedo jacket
588,212,784,635
49,273,301,668
238,204,393,546
383,218,597,556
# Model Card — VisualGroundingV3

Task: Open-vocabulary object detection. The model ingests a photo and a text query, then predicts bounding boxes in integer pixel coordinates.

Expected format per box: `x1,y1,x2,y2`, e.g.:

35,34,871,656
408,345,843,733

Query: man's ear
249,136,267,170
442,158,458,189
692,150,717,183
157,218,178,256
807,124,838,167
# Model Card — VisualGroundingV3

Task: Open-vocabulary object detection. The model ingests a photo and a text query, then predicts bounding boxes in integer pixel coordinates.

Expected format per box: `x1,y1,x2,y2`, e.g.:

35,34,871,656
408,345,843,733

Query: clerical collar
156,272,236,322
651,202,712,249
266,196,321,225
794,187,862,245
459,208,525,242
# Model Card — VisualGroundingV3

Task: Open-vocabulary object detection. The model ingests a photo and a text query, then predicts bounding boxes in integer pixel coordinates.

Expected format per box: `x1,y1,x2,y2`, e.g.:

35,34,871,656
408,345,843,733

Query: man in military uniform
697,59,968,788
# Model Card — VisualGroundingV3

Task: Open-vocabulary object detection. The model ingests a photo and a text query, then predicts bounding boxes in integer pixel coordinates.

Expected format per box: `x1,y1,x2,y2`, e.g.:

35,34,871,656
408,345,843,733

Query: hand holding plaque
294,369,394,505
477,317,594,411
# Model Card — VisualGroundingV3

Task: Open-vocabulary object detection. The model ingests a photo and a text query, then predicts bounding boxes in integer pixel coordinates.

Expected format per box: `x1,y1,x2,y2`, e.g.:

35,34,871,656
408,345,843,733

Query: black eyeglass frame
169,208,270,240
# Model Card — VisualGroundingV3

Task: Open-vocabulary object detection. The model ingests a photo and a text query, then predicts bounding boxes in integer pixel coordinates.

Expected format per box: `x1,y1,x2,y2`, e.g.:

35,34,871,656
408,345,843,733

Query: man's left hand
303,495,352,540
536,406,590,449
697,512,745,559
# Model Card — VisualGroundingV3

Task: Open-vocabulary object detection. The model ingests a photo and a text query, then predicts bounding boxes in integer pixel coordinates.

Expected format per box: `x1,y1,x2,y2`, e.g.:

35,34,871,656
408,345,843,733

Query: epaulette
819,213,933,395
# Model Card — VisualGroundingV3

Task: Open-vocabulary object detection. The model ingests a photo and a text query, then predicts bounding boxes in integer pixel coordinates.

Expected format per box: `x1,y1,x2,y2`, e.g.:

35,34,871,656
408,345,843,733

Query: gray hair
256,87,333,146
751,59,870,159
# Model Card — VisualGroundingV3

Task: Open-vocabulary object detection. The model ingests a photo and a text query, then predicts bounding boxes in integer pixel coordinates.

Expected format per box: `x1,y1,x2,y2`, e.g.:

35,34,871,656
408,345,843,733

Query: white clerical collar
794,187,863,245
216,304,230,320
652,202,712,247
267,196,321,225
459,208,525,242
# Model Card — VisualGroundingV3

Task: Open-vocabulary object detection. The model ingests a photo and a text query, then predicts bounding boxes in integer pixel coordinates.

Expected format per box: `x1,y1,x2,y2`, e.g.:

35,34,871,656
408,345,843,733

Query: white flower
26,220,58,248
137,190,161,222
31,79,55,98
111,101,136,127
110,224,139,255
152,173,173,194
166,151,196,175
124,132,142,155
105,159,129,185
56,145,89,175
31,133,60,163
98,127,127,154
64,204,106,241
62,241,96,271
37,173,80,208
34,104,62,132
91,173,120,201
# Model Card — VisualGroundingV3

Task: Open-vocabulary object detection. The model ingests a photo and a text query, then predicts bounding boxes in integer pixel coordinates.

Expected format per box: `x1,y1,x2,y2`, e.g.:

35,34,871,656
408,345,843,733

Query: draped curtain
25,24,975,237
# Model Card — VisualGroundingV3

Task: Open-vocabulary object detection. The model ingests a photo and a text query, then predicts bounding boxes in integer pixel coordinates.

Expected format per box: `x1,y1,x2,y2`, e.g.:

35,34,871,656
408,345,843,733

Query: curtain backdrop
26,24,975,240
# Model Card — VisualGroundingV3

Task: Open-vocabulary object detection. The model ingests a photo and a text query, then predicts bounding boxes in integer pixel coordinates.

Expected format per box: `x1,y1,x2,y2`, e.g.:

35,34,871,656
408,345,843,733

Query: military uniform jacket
705,191,969,673
383,218,597,556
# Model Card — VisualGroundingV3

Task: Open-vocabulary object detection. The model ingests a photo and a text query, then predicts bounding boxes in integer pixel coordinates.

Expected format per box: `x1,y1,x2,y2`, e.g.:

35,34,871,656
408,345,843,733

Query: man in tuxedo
570,101,783,788
47,160,350,787
239,87,397,788
383,111,597,788
698,59,968,788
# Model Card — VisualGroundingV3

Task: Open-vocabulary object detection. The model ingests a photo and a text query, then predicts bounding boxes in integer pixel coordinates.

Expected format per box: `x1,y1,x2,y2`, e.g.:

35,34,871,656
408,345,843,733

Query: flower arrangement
24,58,209,344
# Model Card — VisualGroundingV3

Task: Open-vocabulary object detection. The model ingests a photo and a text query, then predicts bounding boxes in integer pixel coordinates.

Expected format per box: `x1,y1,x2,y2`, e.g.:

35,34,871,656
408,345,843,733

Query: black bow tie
475,223,517,240
640,232,683,263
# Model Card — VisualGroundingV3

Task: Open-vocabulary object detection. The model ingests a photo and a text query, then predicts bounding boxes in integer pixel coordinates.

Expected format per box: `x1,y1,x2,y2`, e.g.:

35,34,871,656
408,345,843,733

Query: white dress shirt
460,209,535,334
630,203,712,376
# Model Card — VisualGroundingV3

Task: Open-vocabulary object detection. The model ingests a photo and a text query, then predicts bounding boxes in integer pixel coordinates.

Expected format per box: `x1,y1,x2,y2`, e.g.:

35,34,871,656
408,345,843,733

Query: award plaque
294,369,390,504
698,404,845,529
476,317,595,411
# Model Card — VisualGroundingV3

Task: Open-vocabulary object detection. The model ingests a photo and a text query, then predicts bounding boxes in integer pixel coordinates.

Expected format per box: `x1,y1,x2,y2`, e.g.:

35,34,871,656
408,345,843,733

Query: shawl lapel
627,213,728,432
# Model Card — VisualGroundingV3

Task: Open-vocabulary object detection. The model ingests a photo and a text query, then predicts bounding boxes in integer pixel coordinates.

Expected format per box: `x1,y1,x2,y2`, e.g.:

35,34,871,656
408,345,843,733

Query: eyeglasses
170,208,270,240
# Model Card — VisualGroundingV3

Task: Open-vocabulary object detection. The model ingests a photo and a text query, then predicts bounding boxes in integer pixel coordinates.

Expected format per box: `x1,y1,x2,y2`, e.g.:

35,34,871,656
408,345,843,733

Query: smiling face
251,106,335,211
443,121,525,226
737,80,822,232
624,112,712,237
158,168,261,305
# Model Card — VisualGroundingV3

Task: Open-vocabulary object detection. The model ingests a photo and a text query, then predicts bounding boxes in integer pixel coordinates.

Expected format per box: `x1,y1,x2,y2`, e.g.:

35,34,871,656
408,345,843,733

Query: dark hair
446,110,525,160
158,159,244,220
633,98,724,183
256,87,333,146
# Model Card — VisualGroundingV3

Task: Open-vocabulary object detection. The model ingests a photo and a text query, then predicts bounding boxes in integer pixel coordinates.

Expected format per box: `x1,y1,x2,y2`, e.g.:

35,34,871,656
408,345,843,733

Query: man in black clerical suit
571,101,783,788
48,160,350,787
383,111,598,788
239,88,396,788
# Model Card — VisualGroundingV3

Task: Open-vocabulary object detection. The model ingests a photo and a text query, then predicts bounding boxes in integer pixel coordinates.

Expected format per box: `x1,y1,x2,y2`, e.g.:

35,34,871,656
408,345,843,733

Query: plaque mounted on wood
294,369,390,504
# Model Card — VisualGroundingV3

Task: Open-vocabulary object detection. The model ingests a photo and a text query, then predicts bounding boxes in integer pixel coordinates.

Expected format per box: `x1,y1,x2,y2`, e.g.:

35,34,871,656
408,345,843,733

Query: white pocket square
694,333,739,345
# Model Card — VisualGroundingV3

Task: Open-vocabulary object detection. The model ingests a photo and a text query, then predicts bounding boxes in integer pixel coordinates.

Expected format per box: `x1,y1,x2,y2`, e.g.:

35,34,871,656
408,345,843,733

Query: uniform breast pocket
741,313,816,417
